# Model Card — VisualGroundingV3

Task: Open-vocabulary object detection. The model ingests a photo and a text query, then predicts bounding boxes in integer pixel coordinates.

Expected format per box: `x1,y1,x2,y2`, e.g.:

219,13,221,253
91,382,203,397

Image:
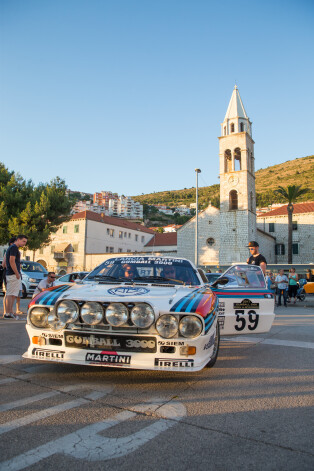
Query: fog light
180,346,196,356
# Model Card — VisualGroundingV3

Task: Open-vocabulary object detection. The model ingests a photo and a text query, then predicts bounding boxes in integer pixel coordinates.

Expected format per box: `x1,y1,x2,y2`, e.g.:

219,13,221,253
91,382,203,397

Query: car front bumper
23,323,217,372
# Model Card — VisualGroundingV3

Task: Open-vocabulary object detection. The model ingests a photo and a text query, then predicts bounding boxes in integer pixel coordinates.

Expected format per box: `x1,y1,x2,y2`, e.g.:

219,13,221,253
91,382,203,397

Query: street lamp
195,168,201,267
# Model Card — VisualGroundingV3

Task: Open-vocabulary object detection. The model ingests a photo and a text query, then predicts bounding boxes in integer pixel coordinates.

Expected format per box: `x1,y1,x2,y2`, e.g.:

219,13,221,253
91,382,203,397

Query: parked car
55,271,89,286
205,273,222,285
0,260,48,298
23,257,275,372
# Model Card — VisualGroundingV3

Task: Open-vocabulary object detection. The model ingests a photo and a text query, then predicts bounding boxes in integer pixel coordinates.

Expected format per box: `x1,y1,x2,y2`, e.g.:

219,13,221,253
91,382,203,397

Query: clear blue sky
1,0,313,196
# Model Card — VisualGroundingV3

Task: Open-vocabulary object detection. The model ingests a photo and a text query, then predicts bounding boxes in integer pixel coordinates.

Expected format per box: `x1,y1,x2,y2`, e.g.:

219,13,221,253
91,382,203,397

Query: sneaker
4,313,16,319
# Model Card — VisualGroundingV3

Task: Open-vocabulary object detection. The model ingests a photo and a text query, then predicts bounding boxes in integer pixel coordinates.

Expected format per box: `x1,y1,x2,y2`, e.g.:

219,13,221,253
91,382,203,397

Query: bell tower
218,86,256,265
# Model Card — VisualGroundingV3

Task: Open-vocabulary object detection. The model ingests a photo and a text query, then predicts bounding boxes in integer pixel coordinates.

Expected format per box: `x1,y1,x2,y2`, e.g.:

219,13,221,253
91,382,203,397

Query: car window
221,265,266,288
86,257,200,286
21,262,48,274
59,274,70,282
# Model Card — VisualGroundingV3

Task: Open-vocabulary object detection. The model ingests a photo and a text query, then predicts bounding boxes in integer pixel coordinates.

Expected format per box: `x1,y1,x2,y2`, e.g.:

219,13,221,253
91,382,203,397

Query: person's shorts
5,274,22,297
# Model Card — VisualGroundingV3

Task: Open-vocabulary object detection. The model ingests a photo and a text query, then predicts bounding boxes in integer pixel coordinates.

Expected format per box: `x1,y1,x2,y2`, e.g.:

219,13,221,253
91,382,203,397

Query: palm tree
274,185,309,263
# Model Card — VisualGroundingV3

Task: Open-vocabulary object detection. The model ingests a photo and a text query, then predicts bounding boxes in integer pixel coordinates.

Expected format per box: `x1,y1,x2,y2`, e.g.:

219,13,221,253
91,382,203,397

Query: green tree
0,163,72,257
274,185,309,263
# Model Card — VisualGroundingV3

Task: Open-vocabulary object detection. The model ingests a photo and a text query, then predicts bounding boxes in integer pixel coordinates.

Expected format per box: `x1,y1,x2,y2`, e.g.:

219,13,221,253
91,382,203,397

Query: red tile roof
257,201,314,217
71,211,154,234
145,232,177,247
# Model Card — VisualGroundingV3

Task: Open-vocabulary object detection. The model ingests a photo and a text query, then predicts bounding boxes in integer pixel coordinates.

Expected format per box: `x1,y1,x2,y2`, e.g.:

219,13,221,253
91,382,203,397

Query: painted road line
222,336,314,349
0,383,100,413
1,399,186,471
0,390,109,436
0,374,33,385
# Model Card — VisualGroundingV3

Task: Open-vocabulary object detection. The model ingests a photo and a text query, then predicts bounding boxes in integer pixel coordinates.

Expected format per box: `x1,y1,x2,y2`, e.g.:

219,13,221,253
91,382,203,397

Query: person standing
246,241,267,275
288,267,298,304
4,235,28,319
275,269,289,307
32,272,56,298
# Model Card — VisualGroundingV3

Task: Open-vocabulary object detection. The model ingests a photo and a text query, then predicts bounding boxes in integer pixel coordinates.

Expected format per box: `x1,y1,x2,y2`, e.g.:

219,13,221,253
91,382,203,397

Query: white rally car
23,257,275,372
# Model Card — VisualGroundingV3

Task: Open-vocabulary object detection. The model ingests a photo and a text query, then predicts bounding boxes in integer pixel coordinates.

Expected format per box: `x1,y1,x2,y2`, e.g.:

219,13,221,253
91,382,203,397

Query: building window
106,246,109,252
206,238,215,246
224,126,226,135
63,226,67,234
118,248,122,253
240,122,244,132
39,247,44,254
141,236,144,242
73,243,79,252
224,149,232,173
119,231,123,238
234,147,241,171
107,228,110,235
110,247,114,253
74,224,79,233
135,234,138,241
230,123,235,133
269,223,275,232
292,221,298,231
292,243,299,255
108,229,114,237
128,233,131,238
229,190,238,210
124,232,127,237
275,244,285,255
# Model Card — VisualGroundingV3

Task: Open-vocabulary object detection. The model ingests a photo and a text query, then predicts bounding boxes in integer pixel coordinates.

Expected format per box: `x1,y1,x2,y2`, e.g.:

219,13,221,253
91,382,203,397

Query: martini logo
108,287,149,296
85,351,131,365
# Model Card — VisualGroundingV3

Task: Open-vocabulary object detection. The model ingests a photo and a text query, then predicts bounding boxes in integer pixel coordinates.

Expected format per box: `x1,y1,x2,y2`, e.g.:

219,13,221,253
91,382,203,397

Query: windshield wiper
92,275,119,281
133,276,184,284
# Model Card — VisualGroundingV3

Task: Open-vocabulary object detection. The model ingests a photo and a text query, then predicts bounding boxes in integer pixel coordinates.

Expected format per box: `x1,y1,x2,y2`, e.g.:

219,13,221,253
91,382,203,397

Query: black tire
299,293,305,301
206,322,220,368
21,284,27,298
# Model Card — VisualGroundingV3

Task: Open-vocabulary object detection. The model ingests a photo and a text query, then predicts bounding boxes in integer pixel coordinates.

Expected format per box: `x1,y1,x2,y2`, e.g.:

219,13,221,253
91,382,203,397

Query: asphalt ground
0,295,313,471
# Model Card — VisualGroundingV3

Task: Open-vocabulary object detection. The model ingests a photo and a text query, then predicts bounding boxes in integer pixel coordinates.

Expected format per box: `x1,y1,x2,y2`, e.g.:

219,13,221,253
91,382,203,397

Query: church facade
177,86,275,268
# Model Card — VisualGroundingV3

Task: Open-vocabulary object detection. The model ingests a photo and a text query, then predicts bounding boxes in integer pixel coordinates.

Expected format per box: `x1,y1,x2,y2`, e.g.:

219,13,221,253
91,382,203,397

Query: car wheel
205,322,220,368
21,284,27,298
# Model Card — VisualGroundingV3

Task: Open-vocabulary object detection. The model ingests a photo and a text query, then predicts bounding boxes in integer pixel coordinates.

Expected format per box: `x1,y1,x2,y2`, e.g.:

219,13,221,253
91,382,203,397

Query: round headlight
156,314,178,338
81,302,104,325
56,300,79,324
131,303,155,328
29,307,49,328
179,316,203,338
48,312,67,331
105,303,128,326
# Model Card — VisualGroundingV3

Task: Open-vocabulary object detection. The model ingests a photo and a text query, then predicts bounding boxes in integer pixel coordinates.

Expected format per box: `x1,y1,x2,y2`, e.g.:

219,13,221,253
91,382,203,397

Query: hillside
133,155,314,209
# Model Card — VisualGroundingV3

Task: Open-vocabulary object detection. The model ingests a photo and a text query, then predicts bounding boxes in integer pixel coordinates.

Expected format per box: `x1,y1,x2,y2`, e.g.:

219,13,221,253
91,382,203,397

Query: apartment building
24,210,154,274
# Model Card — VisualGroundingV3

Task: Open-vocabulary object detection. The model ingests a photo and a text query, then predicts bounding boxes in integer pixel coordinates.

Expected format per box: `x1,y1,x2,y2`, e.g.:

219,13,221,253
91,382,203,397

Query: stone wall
177,205,220,266
257,212,314,264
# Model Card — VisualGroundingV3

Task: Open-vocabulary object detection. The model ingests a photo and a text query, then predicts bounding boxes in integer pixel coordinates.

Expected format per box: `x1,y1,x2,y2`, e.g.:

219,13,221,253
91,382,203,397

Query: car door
211,265,275,335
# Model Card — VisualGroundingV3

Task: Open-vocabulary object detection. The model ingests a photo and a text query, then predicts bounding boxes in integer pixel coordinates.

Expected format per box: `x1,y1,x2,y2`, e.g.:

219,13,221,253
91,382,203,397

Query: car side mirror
211,276,229,287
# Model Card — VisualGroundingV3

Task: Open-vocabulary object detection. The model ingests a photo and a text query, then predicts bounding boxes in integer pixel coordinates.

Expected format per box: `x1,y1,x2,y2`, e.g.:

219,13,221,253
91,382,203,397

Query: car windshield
217,265,266,288
21,262,47,274
86,257,200,286
205,273,221,283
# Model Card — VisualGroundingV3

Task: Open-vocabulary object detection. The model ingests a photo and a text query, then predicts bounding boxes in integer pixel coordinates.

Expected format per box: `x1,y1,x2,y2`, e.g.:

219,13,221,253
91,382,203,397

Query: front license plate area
64,331,157,353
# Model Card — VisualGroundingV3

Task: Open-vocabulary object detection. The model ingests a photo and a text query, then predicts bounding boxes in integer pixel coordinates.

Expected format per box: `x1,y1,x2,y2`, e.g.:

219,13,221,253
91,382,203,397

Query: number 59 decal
234,309,259,331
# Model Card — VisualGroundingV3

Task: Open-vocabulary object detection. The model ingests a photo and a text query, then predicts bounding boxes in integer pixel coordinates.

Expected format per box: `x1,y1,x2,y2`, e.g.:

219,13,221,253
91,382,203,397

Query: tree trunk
287,203,293,264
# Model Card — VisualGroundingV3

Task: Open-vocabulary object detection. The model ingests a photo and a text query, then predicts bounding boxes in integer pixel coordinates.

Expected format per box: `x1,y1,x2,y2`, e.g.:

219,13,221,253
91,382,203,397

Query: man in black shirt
246,241,267,275
4,234,28,319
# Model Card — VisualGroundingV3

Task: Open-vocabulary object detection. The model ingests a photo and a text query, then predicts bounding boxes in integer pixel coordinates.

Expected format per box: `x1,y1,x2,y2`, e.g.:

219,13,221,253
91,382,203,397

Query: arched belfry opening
224,149,232,173
234,147,241,171
229,190,238,210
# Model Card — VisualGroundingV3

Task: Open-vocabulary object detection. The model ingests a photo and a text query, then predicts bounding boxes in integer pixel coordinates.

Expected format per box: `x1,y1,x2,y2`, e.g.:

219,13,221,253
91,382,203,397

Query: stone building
24,211,154,274
177,85,276,267
257,202,314,264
